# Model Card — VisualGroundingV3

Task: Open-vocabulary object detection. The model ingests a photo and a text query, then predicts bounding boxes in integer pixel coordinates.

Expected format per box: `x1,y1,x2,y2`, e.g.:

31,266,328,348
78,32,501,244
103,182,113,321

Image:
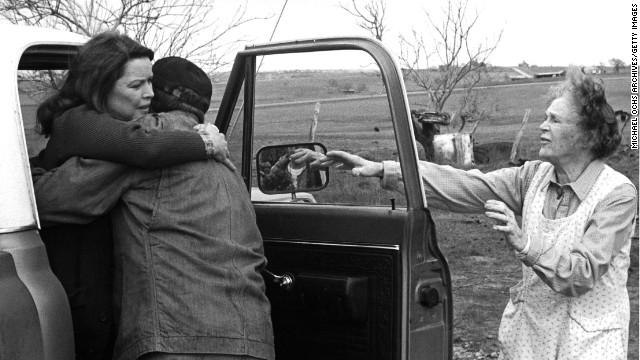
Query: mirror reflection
257,143,328,194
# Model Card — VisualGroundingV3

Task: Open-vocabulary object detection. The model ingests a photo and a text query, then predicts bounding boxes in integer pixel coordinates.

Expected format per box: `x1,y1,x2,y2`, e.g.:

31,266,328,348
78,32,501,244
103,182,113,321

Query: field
21,67,637,359
207,71,638,359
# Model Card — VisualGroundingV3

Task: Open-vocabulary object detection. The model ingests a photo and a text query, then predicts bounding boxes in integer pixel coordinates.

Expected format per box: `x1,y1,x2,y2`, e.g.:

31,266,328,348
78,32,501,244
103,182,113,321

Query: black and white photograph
0,0,636,359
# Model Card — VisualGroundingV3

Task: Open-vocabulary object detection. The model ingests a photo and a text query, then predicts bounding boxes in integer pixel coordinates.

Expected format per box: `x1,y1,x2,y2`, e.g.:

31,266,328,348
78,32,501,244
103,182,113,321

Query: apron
498,162,632,360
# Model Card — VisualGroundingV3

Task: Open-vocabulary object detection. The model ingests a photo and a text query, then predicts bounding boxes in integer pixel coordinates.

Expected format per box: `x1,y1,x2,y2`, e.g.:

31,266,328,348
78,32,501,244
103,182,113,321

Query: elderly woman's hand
317,150,384,178
194,123,236,172
272,154,290,171
290,148,324,170
484,200,527,252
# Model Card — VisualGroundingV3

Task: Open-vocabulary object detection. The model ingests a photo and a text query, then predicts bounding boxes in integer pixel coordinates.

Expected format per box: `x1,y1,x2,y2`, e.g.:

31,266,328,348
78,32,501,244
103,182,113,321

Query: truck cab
1,25,453,360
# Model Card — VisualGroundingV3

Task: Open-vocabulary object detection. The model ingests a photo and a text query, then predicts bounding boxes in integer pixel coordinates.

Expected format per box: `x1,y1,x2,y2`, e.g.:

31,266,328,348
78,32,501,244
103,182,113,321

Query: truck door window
225,50,407,207
19,69,66,158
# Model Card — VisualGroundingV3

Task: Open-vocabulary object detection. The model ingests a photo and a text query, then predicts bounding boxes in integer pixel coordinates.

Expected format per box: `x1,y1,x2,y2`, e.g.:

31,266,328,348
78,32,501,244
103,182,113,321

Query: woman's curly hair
548,70,620,158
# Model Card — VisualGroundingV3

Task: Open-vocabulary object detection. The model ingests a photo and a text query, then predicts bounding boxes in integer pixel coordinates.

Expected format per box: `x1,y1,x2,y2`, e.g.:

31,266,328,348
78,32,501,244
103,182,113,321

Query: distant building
510,67,566,80
533,70,566,78
510,67,533,81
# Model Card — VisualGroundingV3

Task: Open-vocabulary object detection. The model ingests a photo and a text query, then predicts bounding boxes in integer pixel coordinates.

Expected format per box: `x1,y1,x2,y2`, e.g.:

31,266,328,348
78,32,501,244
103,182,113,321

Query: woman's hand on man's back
194,123,236,172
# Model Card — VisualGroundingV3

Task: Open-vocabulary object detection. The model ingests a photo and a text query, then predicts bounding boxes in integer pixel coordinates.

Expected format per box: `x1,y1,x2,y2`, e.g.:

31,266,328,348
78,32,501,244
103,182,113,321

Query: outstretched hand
316,150,384,178
484,199,526,252
193,123,237,172
289,148,325,170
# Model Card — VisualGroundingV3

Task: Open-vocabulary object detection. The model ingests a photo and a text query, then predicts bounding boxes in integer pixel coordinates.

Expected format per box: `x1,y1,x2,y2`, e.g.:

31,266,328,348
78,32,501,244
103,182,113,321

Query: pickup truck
0,25,452,360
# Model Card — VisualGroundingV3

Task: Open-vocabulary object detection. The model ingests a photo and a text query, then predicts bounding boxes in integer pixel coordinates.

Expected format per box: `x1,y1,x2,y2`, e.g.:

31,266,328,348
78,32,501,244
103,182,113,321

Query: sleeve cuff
516,233,543,266
380,161,403,191
200,133,215,158
516,234,531,255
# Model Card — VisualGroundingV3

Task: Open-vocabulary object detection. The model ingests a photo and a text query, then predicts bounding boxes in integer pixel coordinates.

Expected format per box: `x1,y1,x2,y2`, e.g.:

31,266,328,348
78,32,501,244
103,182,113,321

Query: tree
398,0,502,132
609,58,626,74
339,0,387,41
0,0,262,73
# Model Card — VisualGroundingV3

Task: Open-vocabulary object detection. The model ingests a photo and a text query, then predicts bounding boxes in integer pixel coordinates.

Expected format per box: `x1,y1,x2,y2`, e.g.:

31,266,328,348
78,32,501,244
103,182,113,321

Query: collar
547,159,605,201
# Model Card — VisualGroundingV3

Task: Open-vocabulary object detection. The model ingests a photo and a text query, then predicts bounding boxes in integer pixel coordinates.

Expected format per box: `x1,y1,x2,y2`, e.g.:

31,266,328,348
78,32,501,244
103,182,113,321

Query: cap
152,56,212,114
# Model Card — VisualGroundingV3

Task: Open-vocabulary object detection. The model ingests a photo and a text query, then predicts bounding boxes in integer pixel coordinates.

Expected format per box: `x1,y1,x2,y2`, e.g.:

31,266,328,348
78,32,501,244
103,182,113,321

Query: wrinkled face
105,58,153,121
539,95,588,166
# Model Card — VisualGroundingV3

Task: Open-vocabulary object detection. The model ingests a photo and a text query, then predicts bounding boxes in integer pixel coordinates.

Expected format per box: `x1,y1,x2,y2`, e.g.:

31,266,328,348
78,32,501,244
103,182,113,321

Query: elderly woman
316,72,637,359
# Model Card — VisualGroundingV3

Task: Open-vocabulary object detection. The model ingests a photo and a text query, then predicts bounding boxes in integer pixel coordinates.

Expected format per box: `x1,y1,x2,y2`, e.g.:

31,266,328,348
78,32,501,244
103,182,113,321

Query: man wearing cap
32,57,275,360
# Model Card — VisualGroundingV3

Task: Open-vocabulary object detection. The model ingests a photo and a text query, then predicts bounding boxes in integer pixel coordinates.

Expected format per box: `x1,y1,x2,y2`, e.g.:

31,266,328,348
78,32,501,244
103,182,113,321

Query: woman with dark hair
31,31,228,360
33,31,226,171
316,71,637,359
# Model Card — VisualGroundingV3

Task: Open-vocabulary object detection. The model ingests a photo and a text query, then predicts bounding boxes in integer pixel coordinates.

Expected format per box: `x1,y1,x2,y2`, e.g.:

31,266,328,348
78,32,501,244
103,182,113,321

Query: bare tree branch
339,0,387,41
398,0,502,132
0,0,268,73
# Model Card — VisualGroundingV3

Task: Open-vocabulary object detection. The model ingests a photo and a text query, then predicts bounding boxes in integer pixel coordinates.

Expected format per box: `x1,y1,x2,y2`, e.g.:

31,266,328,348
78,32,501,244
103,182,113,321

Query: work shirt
33,111,275,360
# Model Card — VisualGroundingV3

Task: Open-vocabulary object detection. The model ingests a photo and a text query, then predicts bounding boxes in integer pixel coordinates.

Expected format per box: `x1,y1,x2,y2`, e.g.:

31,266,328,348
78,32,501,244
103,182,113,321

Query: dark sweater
35,105,207,170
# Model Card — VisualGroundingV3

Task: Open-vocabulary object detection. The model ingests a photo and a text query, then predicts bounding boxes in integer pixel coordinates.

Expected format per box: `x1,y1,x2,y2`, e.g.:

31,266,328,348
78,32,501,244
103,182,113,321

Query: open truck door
214,37,453,360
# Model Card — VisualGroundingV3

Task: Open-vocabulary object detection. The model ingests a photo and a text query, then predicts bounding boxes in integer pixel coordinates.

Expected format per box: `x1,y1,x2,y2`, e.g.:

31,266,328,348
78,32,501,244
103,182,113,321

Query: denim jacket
33,111,274,360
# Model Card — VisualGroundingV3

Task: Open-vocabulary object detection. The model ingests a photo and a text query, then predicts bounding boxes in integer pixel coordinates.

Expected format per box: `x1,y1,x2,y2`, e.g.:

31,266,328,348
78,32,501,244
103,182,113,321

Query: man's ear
91,93,102,112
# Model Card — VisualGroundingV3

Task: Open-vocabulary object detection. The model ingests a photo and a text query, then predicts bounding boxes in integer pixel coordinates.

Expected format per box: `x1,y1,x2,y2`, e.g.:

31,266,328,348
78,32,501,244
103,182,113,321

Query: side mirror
256,143,329,195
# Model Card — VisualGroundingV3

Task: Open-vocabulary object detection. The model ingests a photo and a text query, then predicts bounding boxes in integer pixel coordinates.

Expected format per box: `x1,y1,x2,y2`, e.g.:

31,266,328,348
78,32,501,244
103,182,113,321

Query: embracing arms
37,106,232,170
32,158,132,225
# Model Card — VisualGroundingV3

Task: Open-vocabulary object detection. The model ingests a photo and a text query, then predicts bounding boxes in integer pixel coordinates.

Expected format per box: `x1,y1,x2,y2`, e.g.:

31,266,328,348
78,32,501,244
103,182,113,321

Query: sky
215,0,630,70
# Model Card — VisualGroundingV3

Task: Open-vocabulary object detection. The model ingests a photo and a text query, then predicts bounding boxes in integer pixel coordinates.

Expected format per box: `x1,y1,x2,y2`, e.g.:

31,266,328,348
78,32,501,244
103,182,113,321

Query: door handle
263,270,295,291
418,285,440,308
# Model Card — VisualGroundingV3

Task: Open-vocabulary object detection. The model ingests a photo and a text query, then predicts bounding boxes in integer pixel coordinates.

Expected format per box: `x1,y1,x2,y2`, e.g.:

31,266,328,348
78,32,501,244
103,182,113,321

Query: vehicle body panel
0,25,85,360
0,25,86,232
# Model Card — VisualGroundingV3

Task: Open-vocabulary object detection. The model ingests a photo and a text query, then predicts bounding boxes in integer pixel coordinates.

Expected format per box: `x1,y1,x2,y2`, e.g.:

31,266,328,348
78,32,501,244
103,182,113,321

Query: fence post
309,102,321,142
509,109,531,165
